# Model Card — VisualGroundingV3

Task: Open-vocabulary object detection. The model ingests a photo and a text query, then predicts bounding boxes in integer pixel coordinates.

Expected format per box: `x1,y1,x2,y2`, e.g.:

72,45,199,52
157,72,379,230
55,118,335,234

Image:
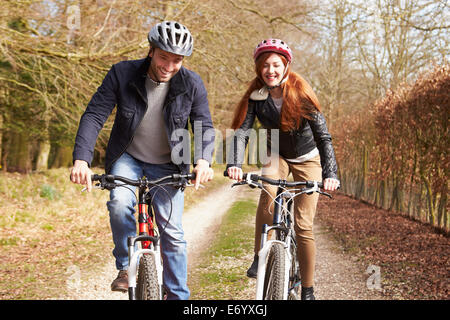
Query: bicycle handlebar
223,170,324,188
91,172,196,190
224,170,333,198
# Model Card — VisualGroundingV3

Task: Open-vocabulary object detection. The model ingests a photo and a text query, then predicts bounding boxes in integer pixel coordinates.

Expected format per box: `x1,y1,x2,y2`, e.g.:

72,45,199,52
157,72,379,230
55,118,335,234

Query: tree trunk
35,139,51,171
356,147,368,199
389,174,399,212
408,153,417,217
8,130,32,173
437,183,447,229
421,173,435,225
396,182,404,212
416,184,424,221
51,145,73,168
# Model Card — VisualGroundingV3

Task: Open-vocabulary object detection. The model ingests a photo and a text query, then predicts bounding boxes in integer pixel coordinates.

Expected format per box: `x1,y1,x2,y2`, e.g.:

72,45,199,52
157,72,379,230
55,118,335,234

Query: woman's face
260,53,286,87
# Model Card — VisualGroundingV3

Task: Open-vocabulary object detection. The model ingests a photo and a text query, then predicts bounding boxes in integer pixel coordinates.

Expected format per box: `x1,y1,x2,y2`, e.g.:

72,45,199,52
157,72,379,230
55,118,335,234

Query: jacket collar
250,87,269,100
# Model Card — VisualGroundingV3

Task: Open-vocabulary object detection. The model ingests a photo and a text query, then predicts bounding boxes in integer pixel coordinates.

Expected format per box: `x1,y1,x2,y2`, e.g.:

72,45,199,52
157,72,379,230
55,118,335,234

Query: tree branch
226,0,311,36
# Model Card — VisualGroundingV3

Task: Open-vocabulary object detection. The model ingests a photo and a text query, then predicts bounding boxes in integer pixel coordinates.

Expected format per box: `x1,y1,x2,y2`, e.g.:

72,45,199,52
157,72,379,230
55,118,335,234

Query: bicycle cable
146,183,175,239
108,182,175,240
257,183,323,221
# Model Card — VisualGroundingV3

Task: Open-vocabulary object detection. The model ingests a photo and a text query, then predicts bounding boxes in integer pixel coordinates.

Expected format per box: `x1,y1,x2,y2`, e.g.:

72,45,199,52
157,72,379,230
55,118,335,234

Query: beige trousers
254,155,322,287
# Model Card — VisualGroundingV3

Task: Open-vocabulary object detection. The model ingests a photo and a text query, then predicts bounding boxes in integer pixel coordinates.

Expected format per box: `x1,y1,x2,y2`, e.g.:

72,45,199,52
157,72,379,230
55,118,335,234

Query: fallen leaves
316,192,449,300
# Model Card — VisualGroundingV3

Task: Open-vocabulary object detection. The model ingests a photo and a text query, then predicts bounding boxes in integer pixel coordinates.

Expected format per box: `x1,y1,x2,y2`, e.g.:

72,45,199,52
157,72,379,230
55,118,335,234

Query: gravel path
313,220,385,300
63,179,384,300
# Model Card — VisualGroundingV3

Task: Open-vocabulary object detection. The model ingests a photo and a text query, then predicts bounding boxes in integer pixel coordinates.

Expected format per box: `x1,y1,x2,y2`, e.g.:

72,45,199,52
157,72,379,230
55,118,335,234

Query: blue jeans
107,152,189,300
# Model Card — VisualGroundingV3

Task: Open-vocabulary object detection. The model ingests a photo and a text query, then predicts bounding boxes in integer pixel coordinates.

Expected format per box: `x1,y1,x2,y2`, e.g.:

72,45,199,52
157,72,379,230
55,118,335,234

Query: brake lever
319,190,333,198
249,182,263,189
303,184,333,198
186,183,204,189
81,184,103,192
231,181,247,188
231,181,263,189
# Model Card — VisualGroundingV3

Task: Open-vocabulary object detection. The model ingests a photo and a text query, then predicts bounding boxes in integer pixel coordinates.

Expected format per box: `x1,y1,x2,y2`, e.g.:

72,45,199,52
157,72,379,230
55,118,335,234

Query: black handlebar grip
91,174,115,183
223,170,229,177
91,174,101,181
186,172,196,180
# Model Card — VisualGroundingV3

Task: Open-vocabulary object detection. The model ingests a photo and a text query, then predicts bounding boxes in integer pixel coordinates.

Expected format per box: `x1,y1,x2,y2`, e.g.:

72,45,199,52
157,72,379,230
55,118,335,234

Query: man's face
148,48,184,82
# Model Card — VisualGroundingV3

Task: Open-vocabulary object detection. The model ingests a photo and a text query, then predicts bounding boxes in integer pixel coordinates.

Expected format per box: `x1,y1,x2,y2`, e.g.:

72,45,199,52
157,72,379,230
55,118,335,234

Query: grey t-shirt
126,76,171,164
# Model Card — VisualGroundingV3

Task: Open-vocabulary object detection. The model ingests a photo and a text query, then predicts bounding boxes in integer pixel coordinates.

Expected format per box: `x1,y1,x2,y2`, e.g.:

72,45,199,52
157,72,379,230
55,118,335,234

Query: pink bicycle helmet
253,39,293,63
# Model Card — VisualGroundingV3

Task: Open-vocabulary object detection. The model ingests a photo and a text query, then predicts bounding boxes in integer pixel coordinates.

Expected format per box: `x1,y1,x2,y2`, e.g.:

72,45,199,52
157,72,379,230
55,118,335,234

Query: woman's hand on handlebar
70,160,94,192
323,178,340,191
226,166,243,181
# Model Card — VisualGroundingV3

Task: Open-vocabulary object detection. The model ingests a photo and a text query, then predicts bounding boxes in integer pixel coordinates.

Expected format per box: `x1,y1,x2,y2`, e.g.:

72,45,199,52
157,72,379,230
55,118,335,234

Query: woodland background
0,0,448,231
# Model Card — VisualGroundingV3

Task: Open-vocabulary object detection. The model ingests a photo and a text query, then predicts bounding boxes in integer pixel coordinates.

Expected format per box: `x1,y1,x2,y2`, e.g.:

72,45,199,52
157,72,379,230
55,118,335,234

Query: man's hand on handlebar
192,159,214,190
70,160,93,192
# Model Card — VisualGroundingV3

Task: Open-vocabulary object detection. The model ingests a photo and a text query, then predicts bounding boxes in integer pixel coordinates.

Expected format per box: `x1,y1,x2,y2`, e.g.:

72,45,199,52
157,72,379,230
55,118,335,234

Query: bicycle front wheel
263,242,285,300
136,253,160,300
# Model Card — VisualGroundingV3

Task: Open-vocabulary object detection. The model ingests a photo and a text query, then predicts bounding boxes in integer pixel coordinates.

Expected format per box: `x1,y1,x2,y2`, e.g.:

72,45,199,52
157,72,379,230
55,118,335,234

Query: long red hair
231,52,321,131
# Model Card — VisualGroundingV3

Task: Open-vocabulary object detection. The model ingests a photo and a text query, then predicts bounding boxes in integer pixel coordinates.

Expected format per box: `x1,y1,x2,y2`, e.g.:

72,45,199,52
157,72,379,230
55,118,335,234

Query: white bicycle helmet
148,21,193,56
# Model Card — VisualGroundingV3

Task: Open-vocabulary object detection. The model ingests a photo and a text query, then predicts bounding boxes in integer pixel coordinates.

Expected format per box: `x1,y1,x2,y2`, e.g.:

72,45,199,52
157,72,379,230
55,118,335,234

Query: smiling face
148,47,184,82
260,53,286,87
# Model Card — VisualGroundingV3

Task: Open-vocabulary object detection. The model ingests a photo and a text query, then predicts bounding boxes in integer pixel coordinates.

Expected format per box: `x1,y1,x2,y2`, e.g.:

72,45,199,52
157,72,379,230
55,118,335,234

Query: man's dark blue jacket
72,57,215,174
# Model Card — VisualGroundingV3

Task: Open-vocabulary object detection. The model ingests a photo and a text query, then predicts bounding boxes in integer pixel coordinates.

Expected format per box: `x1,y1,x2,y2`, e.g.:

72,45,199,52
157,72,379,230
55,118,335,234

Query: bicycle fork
127,235,163,300
127,192,163,300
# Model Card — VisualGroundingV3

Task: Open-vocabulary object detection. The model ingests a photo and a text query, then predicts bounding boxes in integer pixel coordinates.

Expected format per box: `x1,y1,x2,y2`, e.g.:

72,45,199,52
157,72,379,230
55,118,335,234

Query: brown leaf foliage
317,192,449,300
333,63,449,231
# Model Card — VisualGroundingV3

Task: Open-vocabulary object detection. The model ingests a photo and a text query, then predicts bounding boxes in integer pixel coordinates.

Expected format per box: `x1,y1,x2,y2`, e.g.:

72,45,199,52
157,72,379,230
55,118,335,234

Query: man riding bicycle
70,21,215,300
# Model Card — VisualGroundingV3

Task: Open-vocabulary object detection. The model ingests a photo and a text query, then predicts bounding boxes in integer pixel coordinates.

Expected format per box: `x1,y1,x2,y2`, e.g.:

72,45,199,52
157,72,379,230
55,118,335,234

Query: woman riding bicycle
226,39,340,300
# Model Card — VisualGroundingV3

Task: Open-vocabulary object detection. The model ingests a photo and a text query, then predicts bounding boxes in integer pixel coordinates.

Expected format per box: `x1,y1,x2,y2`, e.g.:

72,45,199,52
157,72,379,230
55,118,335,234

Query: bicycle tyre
136,253,160,300
262,242,285,300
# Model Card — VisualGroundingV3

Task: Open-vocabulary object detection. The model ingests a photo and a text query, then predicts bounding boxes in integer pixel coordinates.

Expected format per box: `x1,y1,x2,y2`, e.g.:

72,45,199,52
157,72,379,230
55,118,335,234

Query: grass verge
189,199,257,300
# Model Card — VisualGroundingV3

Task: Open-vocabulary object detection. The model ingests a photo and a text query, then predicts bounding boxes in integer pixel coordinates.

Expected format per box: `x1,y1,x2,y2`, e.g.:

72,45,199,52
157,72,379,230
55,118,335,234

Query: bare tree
353,0,449,92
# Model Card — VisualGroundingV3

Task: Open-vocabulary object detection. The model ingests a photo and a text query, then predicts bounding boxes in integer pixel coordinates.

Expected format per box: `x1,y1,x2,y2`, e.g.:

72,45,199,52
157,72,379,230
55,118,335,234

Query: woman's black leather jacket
227,96,338,180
